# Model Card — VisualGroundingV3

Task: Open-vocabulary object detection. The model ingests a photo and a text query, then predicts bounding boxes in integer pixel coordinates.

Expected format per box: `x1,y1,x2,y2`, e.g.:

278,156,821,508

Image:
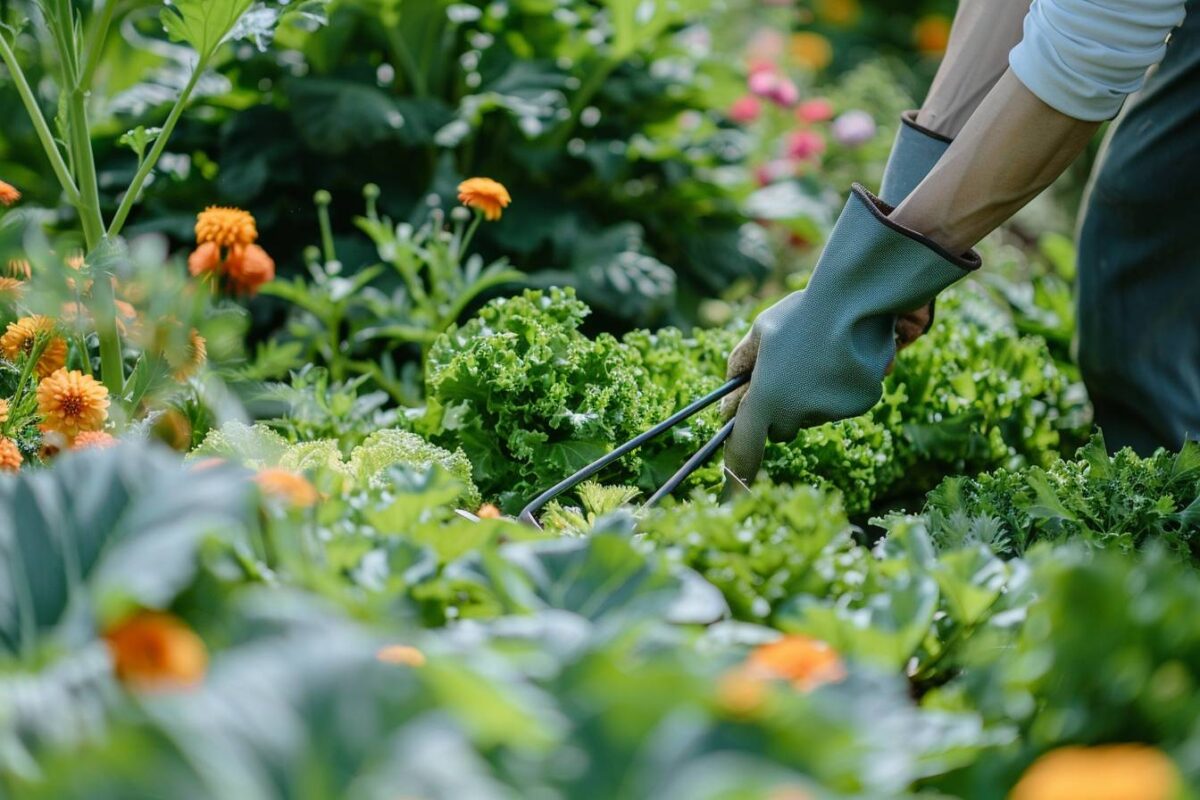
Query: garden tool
518,374,750,528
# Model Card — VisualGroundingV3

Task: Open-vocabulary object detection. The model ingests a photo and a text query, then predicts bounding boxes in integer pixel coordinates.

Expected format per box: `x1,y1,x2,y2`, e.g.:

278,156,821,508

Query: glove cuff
805,184,979,315
878,110,953,206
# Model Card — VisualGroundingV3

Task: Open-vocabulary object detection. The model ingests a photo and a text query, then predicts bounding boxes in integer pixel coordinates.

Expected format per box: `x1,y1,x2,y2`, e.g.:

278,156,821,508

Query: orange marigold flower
188,241,223,277
254,467,318,508
476,503,502,519
0,277,23,302
104,610,207,692
169,329,207,380
0,436,21,472
0,180,20,206
913,14,952,54
36,368,110,443
457,178,511,221
789,32,833,71
0,316,68,379
377,644,427,667
717,669,768,717
65,251,85,271
0,397,7,424
7,258,31,279
745,635,846,691
224,244,275,295
153,408,193,451
1010,744,1181,800
72,430,117,450
195,206,258,248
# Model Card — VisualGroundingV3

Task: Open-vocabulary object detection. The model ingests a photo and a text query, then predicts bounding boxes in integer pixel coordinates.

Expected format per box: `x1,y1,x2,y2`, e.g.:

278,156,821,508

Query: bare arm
891,70,1100,254
918,0,1032,138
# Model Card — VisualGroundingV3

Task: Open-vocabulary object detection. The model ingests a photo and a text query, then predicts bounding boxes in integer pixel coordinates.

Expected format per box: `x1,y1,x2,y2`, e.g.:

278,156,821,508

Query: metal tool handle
518,374,749,527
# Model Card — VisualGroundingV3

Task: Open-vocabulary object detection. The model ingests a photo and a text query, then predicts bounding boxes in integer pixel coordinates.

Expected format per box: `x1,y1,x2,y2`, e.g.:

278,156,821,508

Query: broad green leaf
0,445,255,659
161,0,257,60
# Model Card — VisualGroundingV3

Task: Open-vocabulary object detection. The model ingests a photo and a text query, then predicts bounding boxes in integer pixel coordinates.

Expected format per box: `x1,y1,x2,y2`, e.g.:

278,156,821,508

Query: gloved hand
720,185,979,488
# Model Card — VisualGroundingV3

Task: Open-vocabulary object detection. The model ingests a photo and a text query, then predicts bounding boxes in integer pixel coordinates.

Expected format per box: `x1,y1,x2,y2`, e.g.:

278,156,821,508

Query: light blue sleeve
1009,0,1187,120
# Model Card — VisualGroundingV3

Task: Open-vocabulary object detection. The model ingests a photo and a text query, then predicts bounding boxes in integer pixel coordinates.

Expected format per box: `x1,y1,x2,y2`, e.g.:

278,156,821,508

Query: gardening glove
721,185,980,488
879,111,954,346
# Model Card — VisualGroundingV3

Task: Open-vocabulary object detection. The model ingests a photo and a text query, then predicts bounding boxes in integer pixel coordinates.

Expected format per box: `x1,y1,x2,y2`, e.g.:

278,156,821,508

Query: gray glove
880,111,954,344
880,111,953,205
721,185,980,486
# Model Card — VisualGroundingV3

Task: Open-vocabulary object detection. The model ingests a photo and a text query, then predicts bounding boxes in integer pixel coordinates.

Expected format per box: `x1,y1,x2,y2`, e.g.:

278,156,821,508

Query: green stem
457,212,482,258
92,271,125,398
0,33,81,205
7,338,48,426
314,191,336,264
79,0,116,90
66,87,106,248
107,62,204,238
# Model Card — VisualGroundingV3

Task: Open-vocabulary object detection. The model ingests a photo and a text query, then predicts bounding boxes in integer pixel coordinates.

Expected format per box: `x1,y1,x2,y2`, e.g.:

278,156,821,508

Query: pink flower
748,70,799,108
755,159,796,185
796,98,835,123
729,96,763,124
831,110,876,146
786,129,826,161
772,77,799,107
746,28,786,63
748,70,779,98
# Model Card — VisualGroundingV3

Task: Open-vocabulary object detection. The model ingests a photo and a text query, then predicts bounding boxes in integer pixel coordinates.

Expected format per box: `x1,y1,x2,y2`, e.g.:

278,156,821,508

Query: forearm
917,0,1032,138
890,70,1099,254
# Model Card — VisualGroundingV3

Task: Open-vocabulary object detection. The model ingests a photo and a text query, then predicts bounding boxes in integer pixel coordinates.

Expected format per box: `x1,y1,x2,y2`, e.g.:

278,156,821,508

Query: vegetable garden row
1,0,1197,798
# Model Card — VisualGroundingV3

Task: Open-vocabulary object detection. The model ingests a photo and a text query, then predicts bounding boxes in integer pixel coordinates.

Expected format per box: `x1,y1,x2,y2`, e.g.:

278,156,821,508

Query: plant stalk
0,33,82,205
107,63,204,238
79,0,116,90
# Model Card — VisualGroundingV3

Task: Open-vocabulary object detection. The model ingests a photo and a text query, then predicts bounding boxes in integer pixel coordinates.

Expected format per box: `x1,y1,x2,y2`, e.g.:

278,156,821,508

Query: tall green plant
0,0,321,395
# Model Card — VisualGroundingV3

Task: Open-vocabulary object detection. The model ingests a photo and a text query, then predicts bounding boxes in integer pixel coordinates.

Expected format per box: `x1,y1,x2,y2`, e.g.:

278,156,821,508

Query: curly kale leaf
638,484,866,623
917,433,1200,560
426,288,664,511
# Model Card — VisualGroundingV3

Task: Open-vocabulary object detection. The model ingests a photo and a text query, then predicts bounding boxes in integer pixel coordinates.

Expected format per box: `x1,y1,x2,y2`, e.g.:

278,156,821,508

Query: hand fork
517,374,750,528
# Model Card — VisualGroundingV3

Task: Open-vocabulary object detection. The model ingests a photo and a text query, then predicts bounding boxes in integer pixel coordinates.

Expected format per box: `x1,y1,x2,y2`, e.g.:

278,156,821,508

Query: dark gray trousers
1077,0,1200,454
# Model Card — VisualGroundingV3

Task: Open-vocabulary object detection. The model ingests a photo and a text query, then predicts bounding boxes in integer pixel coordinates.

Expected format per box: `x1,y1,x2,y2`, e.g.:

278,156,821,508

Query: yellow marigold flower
188,241,223,277
745,635,846,691
0,397,7,424
1010,744,1181,800
457,177,512,221
914,14,952,55
168,329,207,380
0,436,21,472
0,277,23,302
476,503,502,519
1,316,68,379
224,244,275,295
377,644,427,667
7,258,30,279
72,430,117,450
254,467,318,508
0,180,20,207
789,32,833,71
36,368,110,443
104,611,207,692
194,206,258,248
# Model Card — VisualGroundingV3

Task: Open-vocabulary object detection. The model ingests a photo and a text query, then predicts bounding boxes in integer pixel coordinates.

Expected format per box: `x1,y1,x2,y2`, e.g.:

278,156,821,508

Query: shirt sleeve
1009,0,1187,121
